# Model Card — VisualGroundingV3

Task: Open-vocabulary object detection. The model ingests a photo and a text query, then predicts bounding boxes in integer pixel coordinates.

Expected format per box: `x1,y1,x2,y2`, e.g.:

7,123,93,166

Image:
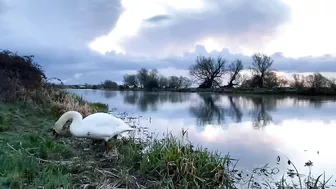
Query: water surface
69,89,336,185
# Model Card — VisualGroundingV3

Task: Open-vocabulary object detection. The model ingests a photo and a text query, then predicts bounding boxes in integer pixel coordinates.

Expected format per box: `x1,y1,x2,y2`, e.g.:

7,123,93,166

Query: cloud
0,0,123,50
119,0,291,56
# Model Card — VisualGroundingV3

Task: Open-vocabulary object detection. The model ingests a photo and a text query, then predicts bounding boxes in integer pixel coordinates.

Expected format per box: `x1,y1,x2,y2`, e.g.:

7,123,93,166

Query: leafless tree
277,76,289,87
263,71,279,88
305,72,328,88
189,56,226,88
250,53,274,88
291,74,306,88
225,59,243,88
123,74,138,88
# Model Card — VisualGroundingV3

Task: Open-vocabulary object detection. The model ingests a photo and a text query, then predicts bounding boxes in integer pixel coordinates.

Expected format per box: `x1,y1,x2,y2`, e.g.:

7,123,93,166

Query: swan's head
53,120,63,137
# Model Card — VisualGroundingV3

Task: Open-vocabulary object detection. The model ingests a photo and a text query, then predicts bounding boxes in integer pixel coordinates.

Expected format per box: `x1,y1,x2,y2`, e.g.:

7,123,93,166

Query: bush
0,49,107,117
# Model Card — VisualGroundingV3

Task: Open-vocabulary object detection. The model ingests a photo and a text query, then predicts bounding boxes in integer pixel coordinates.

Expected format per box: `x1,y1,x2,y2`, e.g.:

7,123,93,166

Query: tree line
123,68,192,90
67,52,336,92
188,53,336,90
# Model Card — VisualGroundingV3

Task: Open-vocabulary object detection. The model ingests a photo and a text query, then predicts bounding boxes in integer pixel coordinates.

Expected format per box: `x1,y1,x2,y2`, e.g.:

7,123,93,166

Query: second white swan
53,111,135,149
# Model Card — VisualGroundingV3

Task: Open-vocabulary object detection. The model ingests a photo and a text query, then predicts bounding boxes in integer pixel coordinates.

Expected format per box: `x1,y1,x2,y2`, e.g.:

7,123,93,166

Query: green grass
89,102,109,112
0,104,73,189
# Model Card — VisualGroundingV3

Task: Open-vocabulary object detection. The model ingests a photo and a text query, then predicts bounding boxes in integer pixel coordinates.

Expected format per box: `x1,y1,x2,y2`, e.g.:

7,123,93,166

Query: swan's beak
53,129,59,138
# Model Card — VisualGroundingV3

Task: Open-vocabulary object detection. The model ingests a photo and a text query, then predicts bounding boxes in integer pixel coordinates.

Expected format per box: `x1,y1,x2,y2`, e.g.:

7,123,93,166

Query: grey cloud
120,0,291,55
1,0,123,49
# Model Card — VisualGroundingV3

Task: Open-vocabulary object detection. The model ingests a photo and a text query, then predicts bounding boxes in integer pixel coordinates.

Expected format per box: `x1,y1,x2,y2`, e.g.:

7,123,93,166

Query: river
69,89,336,187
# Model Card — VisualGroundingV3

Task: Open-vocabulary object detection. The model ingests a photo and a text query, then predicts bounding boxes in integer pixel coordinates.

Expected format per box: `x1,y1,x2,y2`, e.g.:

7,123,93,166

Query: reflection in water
189,93,226,126
123,91,191,112
248,96,275,129
101,90,117,99
227,96,243,123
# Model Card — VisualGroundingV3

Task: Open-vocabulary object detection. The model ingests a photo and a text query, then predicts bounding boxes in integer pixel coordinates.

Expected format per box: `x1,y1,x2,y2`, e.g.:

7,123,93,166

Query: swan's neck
66,111,83,137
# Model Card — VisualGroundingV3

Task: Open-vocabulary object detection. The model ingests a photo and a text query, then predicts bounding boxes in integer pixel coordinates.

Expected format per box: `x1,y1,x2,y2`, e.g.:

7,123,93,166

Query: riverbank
65,86,336,97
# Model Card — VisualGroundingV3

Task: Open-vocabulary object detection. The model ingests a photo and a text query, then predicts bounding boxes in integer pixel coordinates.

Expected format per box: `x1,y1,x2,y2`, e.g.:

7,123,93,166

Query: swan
53,111,135,150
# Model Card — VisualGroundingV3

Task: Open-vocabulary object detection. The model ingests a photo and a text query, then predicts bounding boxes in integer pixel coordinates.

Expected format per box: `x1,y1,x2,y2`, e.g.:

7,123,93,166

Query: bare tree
277,76,289,87
327,77,336,88
179,76,192,88
291,74,306,88
158,76,168,88
123,74,138,88
305,72,328,89
137,68,149,88
225,59,243,88
189,56,226,88
263,71,278,88
251,53,274,88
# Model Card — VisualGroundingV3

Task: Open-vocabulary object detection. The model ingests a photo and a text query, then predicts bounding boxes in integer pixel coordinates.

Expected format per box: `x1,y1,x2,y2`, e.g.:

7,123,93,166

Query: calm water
69,89,336,185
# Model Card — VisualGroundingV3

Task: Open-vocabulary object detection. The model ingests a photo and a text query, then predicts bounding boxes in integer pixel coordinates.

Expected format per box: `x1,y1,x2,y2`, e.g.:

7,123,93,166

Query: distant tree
179,76,192,88
327,77,336,88
158,76,168,88
305,72,328,89
239,74,251,87
189,56,226,88
277,76,289,87
291,74,306,89
137,68,149,88
136,68,159,90
123,74,138,88
102,80,118,89
225,59,243,88
168,76,180,89
263,71,279,88
250,53,274,88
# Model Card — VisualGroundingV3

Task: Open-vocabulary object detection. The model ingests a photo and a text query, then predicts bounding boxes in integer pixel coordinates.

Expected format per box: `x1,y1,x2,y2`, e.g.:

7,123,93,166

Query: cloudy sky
1,0,336,84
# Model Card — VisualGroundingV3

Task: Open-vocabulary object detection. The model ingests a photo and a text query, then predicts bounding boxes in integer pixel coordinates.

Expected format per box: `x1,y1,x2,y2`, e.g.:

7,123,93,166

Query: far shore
65,86,336,97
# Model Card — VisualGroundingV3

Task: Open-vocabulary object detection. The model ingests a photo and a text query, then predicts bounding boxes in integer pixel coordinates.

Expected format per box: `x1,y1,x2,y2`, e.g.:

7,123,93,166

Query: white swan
53,111,135,149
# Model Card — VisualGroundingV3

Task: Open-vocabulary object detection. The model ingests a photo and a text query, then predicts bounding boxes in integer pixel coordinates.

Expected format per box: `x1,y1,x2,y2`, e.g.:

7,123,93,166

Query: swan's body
53,111,135,149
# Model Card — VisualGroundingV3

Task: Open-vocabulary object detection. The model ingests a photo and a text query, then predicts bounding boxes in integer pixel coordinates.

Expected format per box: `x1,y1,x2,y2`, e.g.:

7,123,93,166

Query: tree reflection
293,96,325,109
247,96,276,129
123,91,139,105
119,90,334,129
189,93,225,126
122,91,191,112
227,96,243,123
189,94,244,126
101,90,117,99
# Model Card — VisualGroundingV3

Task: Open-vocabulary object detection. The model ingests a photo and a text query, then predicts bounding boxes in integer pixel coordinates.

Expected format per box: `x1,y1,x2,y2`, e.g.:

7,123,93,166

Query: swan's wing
85,124,134,139
85,125,118,138
83,113,129,128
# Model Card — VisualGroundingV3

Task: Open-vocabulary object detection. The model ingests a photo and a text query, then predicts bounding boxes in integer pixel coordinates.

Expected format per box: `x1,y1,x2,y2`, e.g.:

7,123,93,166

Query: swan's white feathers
82,113,128,128
55,111,134,141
